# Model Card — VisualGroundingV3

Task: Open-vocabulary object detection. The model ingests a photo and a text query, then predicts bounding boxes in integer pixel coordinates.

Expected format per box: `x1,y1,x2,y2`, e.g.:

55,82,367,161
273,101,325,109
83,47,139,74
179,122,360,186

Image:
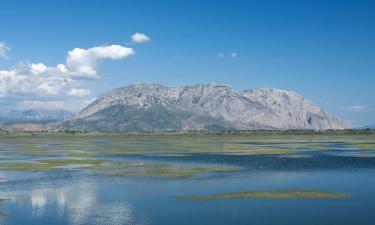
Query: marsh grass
284,155,311,158
80,162,169,170
352,144,375,150
0,159,104,171
66,153,98,157
222,149,301,155
175,190,351,201
105,166,239,178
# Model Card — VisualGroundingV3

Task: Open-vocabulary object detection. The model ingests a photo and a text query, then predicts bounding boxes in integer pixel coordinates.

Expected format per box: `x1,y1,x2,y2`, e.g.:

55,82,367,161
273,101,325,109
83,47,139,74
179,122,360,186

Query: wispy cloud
217,52,237,59
230,52,237,58
345,105,367,112
66,88,90,97
0,42,10,59
18,99,95,112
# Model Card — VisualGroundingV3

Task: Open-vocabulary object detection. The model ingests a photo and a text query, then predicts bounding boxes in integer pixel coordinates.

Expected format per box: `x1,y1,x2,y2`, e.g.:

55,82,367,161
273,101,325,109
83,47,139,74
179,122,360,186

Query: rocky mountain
61,83,347,132
0,109,72,125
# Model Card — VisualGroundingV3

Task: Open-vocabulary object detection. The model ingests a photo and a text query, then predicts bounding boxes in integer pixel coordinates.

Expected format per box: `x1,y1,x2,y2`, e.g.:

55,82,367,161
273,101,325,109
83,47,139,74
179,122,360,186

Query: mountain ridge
62,83,347,132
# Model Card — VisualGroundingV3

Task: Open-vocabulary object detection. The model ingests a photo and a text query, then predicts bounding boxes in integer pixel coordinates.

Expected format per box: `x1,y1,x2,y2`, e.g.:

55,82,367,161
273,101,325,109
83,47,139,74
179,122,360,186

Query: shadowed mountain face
61,83,347,132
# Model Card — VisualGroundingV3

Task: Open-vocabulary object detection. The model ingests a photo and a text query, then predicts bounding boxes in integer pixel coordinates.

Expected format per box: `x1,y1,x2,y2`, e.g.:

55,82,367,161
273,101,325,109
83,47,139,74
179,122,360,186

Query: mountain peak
63,83,347,132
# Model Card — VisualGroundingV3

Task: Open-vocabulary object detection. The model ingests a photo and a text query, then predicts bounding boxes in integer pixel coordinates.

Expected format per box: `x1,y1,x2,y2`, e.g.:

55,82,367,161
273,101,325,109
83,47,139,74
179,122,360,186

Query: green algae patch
0,159,105,171
347,154,375,158
222,149,301,156
175,190,351,201
80,162,169,171
39,159,104,166
105,166,239,178
39,159,103,164
353,144,375,150
80,165,127,170
66,153,98,157
100,151,145,156
155,153,192,157
284,155,311,159
0,161,58,172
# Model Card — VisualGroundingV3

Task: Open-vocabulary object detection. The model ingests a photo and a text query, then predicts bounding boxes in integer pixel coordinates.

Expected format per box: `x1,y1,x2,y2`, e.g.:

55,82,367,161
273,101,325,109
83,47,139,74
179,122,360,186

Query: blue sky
0,0,374,126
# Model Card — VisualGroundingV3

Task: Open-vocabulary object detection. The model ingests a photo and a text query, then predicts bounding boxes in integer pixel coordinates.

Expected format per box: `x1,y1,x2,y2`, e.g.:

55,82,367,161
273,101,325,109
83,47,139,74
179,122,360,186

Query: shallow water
0,134,375,225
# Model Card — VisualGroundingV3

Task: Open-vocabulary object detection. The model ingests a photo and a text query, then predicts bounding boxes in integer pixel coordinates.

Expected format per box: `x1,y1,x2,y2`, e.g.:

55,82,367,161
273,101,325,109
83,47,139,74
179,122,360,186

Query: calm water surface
0,134,375,225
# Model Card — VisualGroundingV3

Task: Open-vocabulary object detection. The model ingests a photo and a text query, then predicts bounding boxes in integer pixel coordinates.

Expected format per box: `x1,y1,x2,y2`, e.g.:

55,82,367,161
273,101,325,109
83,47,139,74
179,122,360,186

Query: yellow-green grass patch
175,190,351,201
104,166,239,178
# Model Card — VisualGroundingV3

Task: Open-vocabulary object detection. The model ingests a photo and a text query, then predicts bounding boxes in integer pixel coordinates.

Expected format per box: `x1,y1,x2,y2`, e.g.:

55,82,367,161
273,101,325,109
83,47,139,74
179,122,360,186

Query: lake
0,134,375,225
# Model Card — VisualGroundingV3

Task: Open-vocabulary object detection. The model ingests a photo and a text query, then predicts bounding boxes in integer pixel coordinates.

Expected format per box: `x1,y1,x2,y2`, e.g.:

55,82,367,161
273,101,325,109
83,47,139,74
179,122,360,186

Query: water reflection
7,181,140,225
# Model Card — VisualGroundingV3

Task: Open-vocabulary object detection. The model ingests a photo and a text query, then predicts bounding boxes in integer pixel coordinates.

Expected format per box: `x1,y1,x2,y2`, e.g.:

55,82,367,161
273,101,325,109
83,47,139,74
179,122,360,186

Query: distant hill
61,83,347,132
359,124,375,129
0,109,72,125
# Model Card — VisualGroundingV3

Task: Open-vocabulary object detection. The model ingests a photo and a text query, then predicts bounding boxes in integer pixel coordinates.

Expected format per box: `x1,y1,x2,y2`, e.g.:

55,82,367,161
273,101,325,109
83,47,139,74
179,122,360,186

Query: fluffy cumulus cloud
0,42,10,59
131,33,150,43
0,44,135,97
66,45,134,79
0,62,73,97
0,34,150,111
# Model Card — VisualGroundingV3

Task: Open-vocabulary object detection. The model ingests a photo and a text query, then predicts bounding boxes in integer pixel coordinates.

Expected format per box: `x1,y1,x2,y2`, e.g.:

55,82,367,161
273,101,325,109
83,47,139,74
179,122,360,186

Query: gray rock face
62,83,347,131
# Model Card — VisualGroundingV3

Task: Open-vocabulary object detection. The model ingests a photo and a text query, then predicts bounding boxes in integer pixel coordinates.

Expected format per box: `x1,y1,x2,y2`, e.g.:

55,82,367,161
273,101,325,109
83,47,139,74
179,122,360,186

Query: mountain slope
62,83,347,131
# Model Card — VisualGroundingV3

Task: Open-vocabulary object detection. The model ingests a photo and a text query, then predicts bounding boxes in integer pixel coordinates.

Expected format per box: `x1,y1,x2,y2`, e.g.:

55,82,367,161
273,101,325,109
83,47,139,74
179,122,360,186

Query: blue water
1,135,375,225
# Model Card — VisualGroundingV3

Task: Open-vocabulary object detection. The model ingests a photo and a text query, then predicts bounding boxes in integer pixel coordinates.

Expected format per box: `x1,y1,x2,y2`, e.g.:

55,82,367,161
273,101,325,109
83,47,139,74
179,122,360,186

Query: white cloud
346,105,366,112
66,45,135,79
0,35,144,111
18,100,65,110
67,88,90,97
218,53,224,59
0,42,10,59
131,33,150,44
0,62,73,97
230,52,237,58
31,63,48,75
18,99,95,112
0,43,135,99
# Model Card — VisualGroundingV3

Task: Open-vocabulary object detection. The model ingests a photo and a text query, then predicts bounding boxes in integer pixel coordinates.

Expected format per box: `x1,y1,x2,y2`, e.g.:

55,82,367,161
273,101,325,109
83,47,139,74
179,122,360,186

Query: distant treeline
1,129,374,136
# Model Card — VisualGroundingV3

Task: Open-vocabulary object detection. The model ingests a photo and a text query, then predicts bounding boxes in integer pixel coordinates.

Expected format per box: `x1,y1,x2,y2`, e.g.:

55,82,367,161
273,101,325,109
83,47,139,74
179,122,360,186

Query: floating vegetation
0,162,58,171
222,149,301,156
347,154,375,158
284,155,311,159
39,159,104,166
66,153,98,157
352,144,375,150
104,166,239,178
175,190,351,201
0,199,6,217
154,153,192,157
80,162,169,170
0,159,104,171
